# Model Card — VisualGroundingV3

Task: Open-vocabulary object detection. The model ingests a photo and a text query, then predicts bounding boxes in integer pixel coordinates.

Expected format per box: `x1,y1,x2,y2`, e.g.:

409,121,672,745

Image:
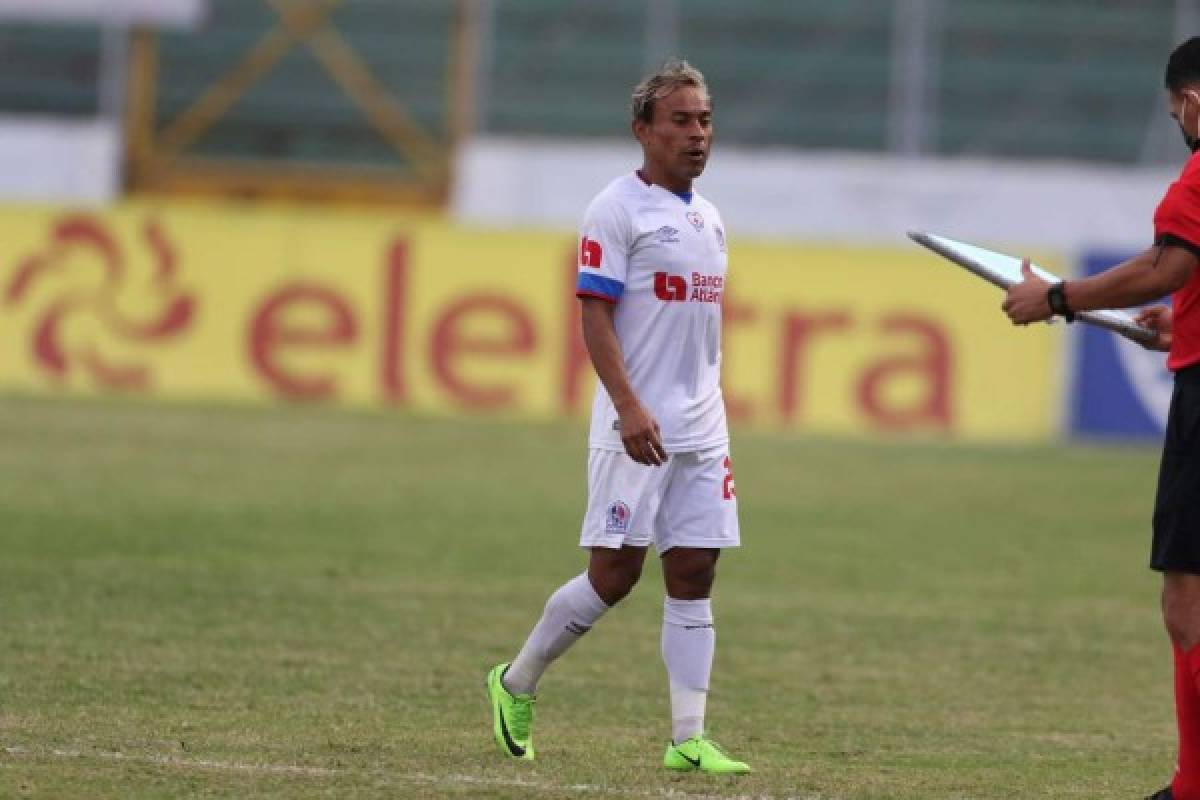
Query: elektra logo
5,215,196,390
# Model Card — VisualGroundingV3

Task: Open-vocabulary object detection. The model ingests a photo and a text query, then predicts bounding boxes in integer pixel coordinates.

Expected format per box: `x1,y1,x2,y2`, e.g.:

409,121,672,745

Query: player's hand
1002,259,1054,324
1135,304,1173,351
616,401,668,467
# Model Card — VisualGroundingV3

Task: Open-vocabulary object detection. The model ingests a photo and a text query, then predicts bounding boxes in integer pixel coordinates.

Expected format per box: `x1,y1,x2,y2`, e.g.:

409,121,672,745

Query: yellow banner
0,202,1061,439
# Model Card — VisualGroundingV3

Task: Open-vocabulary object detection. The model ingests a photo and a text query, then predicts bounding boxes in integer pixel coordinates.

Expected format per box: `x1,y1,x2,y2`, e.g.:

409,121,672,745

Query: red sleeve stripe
576,290,618,304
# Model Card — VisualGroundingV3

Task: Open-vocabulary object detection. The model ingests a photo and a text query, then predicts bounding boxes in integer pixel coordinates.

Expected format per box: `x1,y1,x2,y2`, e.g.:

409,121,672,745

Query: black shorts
1152,364,1200,573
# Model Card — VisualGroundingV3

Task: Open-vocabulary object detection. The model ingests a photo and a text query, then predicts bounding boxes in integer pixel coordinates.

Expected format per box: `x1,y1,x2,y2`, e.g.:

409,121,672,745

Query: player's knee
663,550,717,599
666,572,713,600
589,559,643,605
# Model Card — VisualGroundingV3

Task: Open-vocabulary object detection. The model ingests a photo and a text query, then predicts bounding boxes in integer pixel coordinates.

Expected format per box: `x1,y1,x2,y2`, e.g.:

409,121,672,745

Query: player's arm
579,297,668,466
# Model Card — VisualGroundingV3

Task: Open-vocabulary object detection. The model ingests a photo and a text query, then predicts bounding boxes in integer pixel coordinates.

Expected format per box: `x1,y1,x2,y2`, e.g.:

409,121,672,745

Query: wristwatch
1046,282,1075,323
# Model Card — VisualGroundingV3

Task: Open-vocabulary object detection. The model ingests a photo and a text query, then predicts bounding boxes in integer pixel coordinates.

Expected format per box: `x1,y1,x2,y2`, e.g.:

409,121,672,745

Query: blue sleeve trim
576,272,624,300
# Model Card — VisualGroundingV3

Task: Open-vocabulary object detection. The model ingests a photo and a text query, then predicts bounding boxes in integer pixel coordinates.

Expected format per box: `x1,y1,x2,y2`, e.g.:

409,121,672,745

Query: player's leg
504,545,646,696
659,546,748,774
486,548,643,761
656,447,749,775
505,444,661,694
588,543,648,605
486,449,660,760
661,545,719,742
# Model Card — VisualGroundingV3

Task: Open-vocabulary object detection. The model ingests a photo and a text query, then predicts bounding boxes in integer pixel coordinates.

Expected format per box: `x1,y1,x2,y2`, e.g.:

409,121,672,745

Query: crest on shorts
686,211,704,231
605,501,630,534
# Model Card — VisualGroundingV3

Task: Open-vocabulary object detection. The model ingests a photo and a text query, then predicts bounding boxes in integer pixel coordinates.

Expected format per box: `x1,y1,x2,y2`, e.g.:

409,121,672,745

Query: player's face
635,86,713,183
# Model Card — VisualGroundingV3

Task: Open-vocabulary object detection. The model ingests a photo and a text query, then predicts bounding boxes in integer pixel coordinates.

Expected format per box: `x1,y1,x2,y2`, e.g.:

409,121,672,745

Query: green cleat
486,663,535,760
664,735,751,774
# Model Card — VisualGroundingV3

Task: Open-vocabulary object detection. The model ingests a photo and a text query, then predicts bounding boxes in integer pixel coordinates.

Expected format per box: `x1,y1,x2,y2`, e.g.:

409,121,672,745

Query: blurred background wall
0,0,1190,441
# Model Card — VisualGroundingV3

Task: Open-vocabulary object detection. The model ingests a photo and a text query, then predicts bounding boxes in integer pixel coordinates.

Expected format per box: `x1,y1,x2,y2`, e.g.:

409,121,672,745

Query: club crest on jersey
686,211,704,232
714,224,726,252
605,501,631,534
654,225,680,244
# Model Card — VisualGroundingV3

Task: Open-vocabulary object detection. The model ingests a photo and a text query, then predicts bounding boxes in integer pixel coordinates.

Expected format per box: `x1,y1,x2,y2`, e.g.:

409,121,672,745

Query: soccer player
484,59,750,775
1004,38,1200,800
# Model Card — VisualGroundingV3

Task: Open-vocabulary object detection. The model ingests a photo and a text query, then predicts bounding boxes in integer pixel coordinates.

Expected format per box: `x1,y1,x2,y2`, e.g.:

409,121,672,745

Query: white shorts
580,444,740,554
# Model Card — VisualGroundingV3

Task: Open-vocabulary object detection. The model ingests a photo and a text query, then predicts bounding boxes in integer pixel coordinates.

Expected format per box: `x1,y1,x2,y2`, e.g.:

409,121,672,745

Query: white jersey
575,172,729,453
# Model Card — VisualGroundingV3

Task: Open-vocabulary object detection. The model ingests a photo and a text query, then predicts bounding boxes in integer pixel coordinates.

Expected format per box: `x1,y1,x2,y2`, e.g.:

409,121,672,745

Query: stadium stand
0,0,1186,164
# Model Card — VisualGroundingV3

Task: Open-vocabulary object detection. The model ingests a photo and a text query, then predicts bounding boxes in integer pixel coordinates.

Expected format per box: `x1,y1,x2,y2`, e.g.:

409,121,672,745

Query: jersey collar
635,170,693,205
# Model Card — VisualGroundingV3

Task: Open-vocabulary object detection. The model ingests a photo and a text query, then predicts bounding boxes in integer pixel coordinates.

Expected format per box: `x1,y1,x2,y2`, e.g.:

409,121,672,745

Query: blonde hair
631,59,709,123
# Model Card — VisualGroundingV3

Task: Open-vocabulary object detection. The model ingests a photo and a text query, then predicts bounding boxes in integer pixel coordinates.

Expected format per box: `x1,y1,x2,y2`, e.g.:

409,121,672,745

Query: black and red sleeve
1154,172,1200,257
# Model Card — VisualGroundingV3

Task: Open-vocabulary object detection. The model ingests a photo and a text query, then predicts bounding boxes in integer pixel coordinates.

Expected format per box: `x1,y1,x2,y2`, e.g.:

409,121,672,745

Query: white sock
503,573,609,695
661,596,714,744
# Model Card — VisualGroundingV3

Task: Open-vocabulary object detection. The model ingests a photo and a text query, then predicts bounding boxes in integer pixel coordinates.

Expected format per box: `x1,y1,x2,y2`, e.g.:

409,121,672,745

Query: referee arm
580,297,668,466
1003,244,1198,324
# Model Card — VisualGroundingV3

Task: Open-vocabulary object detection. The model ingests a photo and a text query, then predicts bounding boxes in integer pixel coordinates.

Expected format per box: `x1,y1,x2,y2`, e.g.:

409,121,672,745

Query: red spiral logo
5,215,196,390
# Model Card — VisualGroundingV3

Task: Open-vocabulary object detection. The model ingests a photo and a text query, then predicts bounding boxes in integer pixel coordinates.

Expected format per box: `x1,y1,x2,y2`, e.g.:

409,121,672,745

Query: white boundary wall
453,136,1180,252
0,0,205,26
0,116,120,203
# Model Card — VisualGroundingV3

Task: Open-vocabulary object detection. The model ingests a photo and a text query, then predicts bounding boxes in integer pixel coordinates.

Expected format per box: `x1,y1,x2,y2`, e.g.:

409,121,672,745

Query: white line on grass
406,770,817,799
2,746,339,777
2,745,829,800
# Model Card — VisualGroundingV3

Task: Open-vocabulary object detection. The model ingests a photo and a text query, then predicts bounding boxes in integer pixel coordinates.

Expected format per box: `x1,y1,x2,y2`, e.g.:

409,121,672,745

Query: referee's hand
616,402,668,467
1002,259,1053,324
1135,304,1174,352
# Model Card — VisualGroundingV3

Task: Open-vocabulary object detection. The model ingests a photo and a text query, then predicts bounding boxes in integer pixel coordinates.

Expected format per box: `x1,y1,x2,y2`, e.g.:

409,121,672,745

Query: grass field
0,394,1178,798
